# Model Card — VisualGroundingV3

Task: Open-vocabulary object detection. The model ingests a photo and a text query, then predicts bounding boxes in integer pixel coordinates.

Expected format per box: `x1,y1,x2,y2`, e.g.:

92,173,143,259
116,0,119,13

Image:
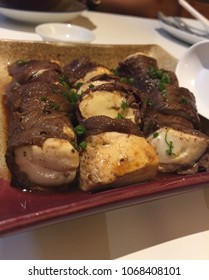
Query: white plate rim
0,5,86,24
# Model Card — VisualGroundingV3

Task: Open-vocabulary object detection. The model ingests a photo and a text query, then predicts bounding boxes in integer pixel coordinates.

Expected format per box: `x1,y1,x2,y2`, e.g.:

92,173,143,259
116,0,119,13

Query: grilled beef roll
76,80,142,126
79,116,158,192
64,57,143,127
5,53,208,193
117,52,208,174
64,57,159,191
5,60,79,191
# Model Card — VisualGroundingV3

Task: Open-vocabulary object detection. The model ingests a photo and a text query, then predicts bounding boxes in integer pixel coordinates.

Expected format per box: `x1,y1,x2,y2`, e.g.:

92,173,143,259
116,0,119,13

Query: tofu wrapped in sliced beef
67,57,158,191
144,108,208,174
64,57,143,127
77,81,142,126
144,90,207,174
79,116,159,192
5,61,79,191
117,52,207,174
147,127,209,173
117,53,200,129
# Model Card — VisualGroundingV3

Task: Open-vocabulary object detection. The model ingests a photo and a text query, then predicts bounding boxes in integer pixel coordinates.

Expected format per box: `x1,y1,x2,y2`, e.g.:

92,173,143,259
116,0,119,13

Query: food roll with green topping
146,126,209,174
5,60,80,191
64,56,144,128
76,80,142,127
78,116,159,192
117,52,178,94
117,53,208,174
117,53,200,128
65,57,159,191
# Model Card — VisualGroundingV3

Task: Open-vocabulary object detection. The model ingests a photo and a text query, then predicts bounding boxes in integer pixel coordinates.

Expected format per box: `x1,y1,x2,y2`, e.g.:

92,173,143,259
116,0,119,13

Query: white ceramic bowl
0,1,86,24
176,40,209,119
35,23,95,43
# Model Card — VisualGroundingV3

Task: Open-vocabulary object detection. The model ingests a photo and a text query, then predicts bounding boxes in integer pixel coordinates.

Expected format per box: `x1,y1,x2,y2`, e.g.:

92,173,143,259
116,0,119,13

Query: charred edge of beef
63,57,104,86
82,115,142,137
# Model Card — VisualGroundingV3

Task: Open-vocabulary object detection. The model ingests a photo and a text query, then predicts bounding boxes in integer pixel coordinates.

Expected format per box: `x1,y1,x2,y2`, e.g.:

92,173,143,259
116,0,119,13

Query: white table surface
1,10,209,260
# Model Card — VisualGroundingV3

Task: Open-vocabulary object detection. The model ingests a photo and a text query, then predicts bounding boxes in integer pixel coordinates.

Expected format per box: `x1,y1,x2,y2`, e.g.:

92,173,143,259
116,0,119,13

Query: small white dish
175,40,209,119
35,23,95,43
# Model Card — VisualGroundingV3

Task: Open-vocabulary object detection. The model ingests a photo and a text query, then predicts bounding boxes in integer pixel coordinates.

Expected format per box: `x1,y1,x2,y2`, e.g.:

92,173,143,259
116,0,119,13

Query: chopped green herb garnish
148,66,171,99
74,125,86,136
75,82,84,89
153,132,159,138
62,90,79,106
69,90,79,106
40,96,47,102
41,96,60,110
16,59,28,66
156,70,163,79
120,77,127,83
161,72,171,84
88,84,95,88
54,104,60,111
180,96,188,104
79,141,87,151
111,68,119,76
48,100,60,111
121,100,129,110
119,76,135,86
165,129,175,156
59,75,72,90
161,89,168,98
127,77,135,86
148,68,163,79
116,100,129,119
147,66,159,78
158,80,166,91
117,113,125,119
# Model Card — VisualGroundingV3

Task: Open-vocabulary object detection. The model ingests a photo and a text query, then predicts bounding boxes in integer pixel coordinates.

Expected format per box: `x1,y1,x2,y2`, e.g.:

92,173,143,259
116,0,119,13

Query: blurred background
0,0,209,18
150,0,209,19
